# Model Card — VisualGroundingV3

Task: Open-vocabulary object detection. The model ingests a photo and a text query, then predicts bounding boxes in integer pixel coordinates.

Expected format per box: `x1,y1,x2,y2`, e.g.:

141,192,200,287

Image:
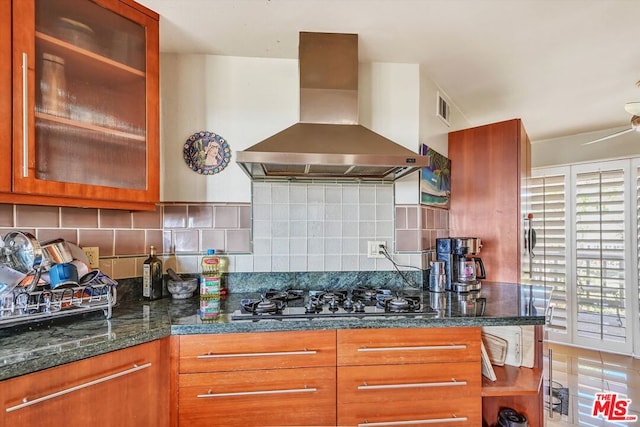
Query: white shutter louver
574,169,626,344
529,174,568,334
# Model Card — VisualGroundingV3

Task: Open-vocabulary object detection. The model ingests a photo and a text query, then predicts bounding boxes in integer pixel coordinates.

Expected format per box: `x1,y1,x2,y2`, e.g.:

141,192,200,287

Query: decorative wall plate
183,131,231,175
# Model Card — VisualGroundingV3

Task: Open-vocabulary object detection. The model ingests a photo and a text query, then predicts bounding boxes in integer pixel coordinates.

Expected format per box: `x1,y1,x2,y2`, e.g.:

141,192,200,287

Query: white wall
418,70,470,159
160,54,298,202
160,55,432,203
532,125,640,167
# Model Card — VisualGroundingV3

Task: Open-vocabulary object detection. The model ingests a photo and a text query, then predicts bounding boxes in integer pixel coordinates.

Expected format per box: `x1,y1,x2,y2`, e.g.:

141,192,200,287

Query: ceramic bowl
167,278,198,299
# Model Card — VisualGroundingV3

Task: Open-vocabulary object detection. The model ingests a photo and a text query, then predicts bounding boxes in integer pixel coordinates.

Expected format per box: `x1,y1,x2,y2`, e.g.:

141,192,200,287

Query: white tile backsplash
253,255,272,272
307,186,325,203
307,255,325,271
325,185,342,203
271,255,289,271
271,204,289,220
251,182,397,272
290,205,307,220
307,205,324,221
359,205,376,221
252,220,271,238
253,238,271,255
290,185,307,203
271,221,289,238
272,238,290,254
359,187,376,203
325,255,342,271
290,238,308,254
376,186,394,204
290,221,307,238
272,185,289,203
308,238,324,254
289,255,307,271
233,254,254,272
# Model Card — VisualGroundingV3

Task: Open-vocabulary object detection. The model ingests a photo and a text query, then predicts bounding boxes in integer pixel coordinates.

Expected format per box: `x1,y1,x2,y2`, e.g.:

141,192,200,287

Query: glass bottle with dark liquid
143,245,163,300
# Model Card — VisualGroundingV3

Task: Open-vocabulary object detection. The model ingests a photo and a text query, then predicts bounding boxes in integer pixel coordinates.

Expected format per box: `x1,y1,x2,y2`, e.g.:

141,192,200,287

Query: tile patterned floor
544,343,640,426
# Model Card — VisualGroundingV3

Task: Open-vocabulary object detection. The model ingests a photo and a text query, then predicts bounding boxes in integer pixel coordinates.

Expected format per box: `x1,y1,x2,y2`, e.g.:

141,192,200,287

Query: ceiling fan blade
582,127,634,145
625,102,640,115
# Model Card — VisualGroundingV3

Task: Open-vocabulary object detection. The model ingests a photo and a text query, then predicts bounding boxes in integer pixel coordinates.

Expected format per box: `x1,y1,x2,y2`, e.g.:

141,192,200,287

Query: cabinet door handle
357,345,466,352
358,379,467,390
197,387,317,398
6,362,152,412
21,52,29,178
197,350,317,359
357,416,468,426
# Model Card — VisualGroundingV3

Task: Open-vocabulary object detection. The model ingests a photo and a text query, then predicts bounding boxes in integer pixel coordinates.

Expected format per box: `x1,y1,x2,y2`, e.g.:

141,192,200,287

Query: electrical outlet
367,241,386,258
82,246,100,268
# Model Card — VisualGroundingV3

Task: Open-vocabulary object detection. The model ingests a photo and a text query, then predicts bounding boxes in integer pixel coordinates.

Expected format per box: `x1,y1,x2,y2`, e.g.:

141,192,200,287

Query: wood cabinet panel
178,367,336,426
0,339,169,427
448,118,530,283
337,327,480,366
179,330,336,373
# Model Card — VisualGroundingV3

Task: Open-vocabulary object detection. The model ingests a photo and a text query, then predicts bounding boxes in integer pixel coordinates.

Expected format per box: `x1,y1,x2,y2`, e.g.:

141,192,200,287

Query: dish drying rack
0,283,116,329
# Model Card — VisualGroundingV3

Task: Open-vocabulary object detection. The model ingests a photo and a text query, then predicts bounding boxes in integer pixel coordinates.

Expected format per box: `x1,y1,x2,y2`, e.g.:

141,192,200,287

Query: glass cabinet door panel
33,0,147,190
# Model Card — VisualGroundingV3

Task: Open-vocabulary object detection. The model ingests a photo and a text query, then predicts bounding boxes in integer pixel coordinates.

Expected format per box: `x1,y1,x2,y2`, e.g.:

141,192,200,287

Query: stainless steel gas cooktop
230,287,438,321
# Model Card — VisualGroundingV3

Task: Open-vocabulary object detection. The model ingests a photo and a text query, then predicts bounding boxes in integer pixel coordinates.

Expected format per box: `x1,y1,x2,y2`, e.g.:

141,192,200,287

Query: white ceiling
136,0,640,142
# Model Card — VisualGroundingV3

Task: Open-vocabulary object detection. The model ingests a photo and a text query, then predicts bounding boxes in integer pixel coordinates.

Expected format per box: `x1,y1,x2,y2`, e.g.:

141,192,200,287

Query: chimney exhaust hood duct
236,32,429,181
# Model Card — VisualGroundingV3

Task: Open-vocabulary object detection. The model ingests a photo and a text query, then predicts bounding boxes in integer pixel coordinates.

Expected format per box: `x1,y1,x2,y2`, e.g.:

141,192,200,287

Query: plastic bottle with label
199,249,221,320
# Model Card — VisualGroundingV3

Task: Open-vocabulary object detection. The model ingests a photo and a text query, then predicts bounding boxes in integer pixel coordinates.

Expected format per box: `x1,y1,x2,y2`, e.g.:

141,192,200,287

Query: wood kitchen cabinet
5,0,159,210
448,118,531,283
337,327,482,426
1,0,10,194
175,330,337,426
0,339,170,427
449,121,542,425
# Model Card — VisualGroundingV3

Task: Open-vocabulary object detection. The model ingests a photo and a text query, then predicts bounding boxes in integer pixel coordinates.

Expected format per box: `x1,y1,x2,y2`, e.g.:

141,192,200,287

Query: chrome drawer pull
6,362,152,412
21,52,29,178
197,350,317,359
358,380,467,390
357,345,466,352
357,416,467,426
197,387,317,398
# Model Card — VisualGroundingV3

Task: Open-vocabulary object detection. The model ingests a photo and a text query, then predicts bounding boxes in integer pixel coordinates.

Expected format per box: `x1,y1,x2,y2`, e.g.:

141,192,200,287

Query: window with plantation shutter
636,162,640,357
533,159,636,355
529,172,568,337
574,168,627,347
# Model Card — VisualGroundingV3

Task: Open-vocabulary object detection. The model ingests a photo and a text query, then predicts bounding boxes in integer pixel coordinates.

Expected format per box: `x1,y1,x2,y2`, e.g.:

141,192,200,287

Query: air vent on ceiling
436,91,450,126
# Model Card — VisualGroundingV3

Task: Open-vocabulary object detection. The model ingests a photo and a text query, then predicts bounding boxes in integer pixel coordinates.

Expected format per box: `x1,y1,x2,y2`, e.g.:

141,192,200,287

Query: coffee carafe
456,255,486,283
436,237,486,292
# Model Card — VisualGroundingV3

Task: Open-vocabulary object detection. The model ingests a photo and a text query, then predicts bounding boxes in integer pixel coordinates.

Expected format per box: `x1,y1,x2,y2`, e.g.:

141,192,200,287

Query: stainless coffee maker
435,237,486,292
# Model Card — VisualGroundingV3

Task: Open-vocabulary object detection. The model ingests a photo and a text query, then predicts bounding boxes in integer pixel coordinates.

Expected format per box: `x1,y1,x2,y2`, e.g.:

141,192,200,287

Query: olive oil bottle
143,245,163,300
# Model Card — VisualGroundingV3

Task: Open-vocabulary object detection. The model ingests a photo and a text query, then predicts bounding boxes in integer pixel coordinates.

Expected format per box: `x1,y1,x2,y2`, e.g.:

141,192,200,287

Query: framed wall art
420,144,451,208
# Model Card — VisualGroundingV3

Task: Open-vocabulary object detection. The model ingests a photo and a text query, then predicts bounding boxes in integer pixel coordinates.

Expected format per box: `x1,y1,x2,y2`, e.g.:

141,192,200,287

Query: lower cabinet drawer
179,330,336,373
338,397,482,427
178,366,336,426
337,361,481,426
338,362,480,404
337,327,480,366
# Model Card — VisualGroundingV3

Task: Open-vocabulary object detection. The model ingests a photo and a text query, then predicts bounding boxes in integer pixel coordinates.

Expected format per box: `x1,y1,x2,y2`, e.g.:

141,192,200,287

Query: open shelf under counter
481,364,543,397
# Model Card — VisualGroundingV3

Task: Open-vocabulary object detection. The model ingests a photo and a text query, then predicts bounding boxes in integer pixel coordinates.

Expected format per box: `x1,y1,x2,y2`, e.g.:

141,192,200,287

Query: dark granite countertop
0,281,550,381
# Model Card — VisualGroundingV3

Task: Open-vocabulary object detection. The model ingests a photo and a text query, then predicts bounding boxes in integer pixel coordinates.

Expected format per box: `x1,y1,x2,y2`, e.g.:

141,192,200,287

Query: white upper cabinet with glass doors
7,0,159,210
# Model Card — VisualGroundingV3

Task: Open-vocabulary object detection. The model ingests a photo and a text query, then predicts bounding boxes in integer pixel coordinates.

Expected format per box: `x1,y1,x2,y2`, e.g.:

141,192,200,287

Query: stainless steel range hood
236,32,428,181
